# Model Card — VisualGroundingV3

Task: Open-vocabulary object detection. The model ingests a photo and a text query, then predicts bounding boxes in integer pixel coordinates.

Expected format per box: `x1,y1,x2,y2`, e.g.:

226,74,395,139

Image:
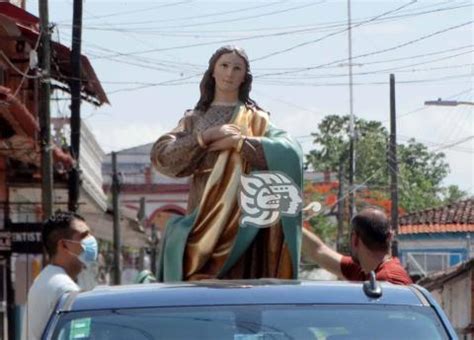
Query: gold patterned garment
151,104,293,280
151,105,267,213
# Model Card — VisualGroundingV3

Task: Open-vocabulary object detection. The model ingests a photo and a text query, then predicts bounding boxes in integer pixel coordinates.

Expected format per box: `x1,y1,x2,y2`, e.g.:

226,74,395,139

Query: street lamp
424,98,474,106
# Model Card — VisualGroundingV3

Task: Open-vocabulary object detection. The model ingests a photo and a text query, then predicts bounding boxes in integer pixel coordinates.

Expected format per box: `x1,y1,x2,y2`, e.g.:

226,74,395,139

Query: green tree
306,115,388,187
306,115,452,213
397,139,449,212
442,185,469,205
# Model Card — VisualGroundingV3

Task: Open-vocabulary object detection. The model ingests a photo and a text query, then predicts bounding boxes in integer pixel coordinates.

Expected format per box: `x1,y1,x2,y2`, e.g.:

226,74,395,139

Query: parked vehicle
43,278,457,339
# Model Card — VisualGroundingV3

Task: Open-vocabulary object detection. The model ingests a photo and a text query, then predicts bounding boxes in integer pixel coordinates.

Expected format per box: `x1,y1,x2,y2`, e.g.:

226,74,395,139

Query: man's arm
301,228,344,278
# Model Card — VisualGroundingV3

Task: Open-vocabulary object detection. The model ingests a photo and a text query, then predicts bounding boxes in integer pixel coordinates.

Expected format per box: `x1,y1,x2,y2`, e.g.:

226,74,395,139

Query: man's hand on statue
202,124,241,144
208,135,241,152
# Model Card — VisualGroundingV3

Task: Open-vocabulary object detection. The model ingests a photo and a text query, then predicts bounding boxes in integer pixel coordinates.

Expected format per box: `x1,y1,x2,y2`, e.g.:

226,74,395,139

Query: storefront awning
0,86,73,168
0,2,38,27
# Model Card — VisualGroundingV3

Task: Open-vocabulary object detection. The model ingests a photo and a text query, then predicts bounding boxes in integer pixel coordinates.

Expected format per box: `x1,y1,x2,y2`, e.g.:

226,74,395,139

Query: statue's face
212,52,246,95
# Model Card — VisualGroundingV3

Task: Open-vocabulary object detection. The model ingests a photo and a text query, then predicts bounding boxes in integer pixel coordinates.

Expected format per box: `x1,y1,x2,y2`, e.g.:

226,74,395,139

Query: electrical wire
252,0,419,62
259,51,473,80
70,43,473,80
253,44,473,71
256,73,473,87
256,20,473,77
58,0,195,24
77,2,326,31
84,1,286,26
77,2,470,33
88,2,472,60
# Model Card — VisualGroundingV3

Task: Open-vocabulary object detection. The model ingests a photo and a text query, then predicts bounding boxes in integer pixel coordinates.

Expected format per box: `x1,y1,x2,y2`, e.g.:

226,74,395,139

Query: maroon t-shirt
340,256,412,285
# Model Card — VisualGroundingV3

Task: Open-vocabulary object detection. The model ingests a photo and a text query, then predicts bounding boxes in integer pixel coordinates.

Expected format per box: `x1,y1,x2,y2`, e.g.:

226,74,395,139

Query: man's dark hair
351,208,391,252
42,211,85,257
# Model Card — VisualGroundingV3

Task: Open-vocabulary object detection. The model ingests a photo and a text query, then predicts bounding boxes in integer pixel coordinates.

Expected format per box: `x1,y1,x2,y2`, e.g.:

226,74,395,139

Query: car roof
60,279,428,312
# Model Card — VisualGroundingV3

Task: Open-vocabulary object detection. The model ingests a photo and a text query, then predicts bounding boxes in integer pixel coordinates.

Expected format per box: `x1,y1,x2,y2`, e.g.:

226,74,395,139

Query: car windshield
51,304,449,340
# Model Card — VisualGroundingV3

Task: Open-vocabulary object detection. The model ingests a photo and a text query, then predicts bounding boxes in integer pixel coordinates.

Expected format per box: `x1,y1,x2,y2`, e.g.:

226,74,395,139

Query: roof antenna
363,271,382,298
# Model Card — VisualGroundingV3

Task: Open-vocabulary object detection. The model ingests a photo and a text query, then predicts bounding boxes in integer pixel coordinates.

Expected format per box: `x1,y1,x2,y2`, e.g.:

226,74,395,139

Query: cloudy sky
28,0,473,193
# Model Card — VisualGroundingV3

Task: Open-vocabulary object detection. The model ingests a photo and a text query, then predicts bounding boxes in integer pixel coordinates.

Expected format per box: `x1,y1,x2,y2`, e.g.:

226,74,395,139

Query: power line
256,21,473,78
73,42,473,79
252,88,327,118
10,30,43,97
251,0,418,62
398,135,474,153
383,87,473,124
77,41,203,72
80,2,326,31
105,72,202,95
67,4,471,72
260,52,473,80
75,2,471,34
82,32,472,82
253,44,473,71
90,1,471,59
87,52,195,75
292,87,473,140
256,73,473,87
60,1,195,23
439,106,474,149
89,7,345,59
83,1,286,26
94,1,410,59
101,71,472,95
64,0,203,77
0,51,40,80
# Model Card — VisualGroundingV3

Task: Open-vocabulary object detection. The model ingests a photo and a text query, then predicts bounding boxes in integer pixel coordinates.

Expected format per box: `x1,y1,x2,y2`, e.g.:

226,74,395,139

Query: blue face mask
77,235,98,266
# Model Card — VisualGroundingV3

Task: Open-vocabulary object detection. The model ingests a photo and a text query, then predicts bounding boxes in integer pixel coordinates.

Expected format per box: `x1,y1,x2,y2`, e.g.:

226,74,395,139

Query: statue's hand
208,135,241,152
202,124,241,144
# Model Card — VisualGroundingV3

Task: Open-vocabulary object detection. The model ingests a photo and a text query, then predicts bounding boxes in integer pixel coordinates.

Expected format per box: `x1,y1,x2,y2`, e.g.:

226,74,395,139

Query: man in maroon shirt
302,207,412,285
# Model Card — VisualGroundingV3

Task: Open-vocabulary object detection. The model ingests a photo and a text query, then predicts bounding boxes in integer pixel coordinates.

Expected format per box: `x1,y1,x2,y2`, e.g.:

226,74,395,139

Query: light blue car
42,278,457,339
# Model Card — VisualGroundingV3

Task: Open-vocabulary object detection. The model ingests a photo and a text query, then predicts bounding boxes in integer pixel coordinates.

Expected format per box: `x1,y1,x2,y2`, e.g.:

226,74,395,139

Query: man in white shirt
21,211,98,340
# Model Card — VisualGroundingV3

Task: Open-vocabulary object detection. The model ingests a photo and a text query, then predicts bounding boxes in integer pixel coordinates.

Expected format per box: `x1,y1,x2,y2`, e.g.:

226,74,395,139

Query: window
51,305,449,340
406,252,461,275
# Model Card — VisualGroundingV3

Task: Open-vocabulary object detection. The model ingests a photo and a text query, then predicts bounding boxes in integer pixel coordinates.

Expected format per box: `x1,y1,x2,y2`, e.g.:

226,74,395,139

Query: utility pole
150,223,157,276
112,152,122,285
347,0,356,221
138,197,146,271
138,197,146,222
68,0,83,212
336,159,345,252
39,0,53,219
389,74,399,257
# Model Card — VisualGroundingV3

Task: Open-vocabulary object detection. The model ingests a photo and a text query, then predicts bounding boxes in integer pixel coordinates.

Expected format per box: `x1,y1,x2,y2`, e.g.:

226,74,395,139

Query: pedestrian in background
21,211,98,340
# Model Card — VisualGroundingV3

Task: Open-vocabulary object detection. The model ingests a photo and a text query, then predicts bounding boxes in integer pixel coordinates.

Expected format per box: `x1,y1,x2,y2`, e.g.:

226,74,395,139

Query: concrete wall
429,270,472,339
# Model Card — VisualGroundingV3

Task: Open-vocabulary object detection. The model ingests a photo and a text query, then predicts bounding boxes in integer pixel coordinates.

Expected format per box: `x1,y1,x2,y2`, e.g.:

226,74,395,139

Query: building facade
398,199,474,278
102,143,189,239
0,2,147,338
418,259,474,339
